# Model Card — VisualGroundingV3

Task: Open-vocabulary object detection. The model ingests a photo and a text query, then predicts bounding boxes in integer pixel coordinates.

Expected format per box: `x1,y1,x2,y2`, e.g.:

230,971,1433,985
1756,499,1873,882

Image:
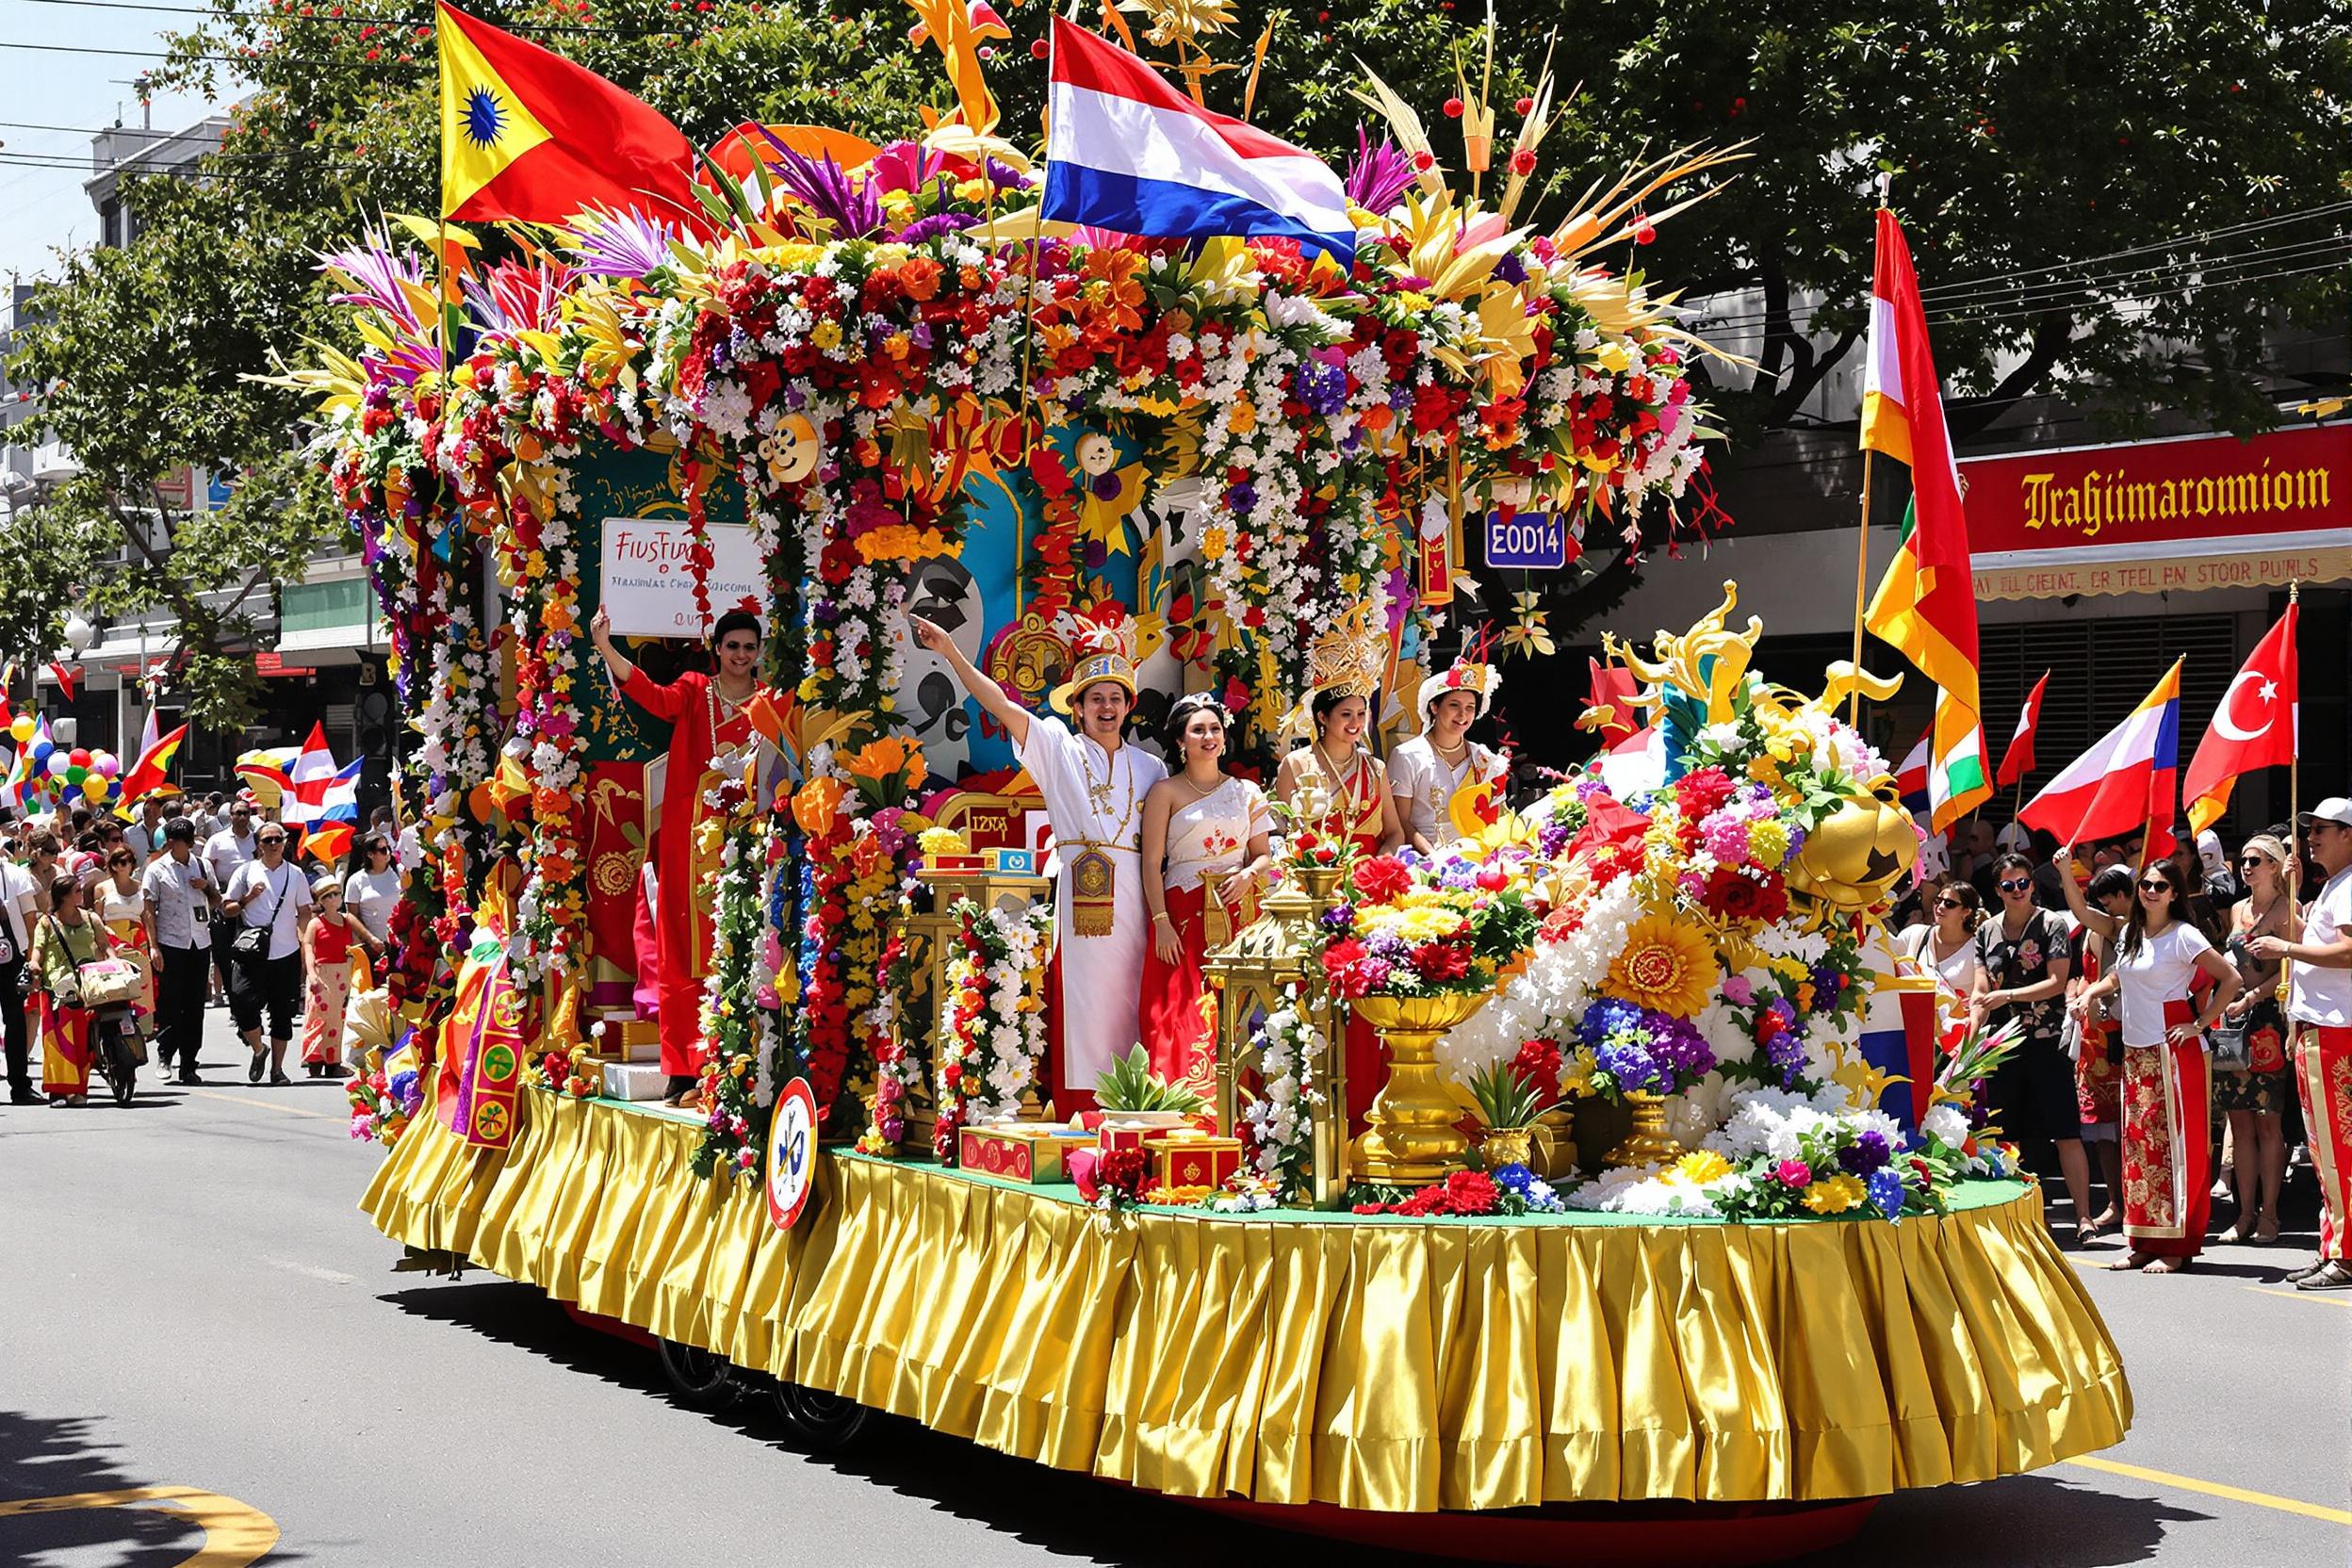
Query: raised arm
589,604,641,689
909,614,1030,749
2052,847,2116,939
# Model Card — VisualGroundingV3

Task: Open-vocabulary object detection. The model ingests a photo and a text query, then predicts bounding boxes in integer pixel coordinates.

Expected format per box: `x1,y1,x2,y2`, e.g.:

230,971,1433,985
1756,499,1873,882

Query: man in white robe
911,613,1166,1113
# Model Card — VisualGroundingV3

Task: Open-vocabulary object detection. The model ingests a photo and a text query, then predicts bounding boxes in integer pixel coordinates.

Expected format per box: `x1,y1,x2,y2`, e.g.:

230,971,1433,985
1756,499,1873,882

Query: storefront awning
1964,424,2352,601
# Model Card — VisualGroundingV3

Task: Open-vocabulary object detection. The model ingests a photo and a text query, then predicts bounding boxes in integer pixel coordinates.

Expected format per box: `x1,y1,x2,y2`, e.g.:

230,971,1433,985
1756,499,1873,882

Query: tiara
1305,598,1387,702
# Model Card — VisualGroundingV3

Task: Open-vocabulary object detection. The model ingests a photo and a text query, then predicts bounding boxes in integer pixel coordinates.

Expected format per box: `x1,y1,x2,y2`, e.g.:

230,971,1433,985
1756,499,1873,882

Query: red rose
1674,766,1737,820
1322,939,1370,997
1410,942,1473,982
1351,854,1413,904
1704,867,1788,923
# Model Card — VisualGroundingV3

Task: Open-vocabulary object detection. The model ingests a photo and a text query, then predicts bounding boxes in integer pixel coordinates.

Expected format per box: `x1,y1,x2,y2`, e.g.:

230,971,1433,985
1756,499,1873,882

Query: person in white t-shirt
2071,854,2239,1274
203,799,256,1008
221,824,313,1086
2250,797,2352,1291
0,844,38,1104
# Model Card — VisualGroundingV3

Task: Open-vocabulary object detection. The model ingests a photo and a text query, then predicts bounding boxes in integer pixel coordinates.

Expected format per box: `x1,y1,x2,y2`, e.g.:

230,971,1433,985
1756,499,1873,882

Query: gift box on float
957,1124,1094,1184
1150,1133,1245,1191
590,1014,661,1064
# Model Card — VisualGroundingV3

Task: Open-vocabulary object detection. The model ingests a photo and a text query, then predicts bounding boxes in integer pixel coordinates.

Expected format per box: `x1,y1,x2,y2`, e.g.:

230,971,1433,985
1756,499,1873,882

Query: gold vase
1527,1103,1578,1178
1479,1126,1535,1170
1294,863,1349,909
1603,1089,1683,1169
1350,990,1493,1184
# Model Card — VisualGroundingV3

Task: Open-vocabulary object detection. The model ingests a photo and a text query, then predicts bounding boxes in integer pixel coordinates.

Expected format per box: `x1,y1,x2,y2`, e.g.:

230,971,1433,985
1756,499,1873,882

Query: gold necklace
1079,739,1141,841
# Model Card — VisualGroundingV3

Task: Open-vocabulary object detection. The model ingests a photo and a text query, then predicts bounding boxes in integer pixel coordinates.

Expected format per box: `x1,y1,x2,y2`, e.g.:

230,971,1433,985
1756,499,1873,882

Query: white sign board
598,516,767,637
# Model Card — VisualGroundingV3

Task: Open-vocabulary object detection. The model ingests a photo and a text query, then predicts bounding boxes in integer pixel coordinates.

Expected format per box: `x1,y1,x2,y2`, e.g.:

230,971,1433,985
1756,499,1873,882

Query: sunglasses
257,836,286,846
1934,898,1964,910
107,855,133,867
1999,878,2032,893
2138,877,2170,892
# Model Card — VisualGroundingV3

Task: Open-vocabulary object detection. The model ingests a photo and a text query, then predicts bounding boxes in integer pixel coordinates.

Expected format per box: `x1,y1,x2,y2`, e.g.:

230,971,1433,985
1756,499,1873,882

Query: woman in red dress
1275,687,1403,1134
1139,694,1273,1099
590,603,770,1103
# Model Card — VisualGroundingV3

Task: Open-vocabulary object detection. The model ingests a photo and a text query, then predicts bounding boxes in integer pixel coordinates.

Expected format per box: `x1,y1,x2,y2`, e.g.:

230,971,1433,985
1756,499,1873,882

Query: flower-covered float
310,22,2128,1562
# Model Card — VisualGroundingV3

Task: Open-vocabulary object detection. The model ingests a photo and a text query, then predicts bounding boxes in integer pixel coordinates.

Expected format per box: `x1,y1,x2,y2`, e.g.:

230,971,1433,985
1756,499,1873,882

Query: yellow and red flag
1861,207,1989,832
437,2,698,227
119,717,188,806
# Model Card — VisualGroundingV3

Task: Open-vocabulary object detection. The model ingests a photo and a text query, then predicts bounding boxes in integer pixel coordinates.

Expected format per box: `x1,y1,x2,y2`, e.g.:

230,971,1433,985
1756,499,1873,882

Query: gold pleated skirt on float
360,1093,2132,1511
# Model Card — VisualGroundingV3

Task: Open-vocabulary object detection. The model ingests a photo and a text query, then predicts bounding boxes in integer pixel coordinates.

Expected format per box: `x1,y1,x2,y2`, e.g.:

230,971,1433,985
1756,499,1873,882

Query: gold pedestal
1350,991,1492,1185
1603,1089,1683,1168
1479,1126,1534,1170
1527,1103,1578,1178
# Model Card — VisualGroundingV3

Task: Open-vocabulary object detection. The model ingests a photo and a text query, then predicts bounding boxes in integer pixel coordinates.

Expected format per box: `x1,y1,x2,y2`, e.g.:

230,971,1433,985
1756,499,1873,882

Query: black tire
655,1337,740,1411
769,1381,870,1451
98,1021,136,1106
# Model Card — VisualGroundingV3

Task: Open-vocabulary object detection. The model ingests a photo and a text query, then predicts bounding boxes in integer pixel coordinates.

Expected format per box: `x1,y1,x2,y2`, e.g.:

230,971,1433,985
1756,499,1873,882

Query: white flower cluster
1437,877,1639,1083
1240,990,1326,1193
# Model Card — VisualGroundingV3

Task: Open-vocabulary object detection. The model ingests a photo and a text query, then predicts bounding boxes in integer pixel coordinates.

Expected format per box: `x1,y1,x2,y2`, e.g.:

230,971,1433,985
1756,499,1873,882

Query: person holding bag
32,875,114,1107
1972,852,2086,1242
221,825,312,1086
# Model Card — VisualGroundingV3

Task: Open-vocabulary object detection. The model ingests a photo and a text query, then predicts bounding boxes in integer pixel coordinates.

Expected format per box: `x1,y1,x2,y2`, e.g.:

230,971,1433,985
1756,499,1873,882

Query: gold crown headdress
1049,605,1140,714
1282,599,1389,742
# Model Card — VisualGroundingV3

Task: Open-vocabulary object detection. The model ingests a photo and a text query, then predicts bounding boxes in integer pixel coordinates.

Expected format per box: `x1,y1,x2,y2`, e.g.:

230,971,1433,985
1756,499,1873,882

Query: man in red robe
590,604,769,1103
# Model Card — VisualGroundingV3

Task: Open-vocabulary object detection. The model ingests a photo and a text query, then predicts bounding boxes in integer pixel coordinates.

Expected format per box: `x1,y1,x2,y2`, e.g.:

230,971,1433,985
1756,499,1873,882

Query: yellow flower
1605,916,1717,1019
1748,819,1789,864
1200,526,1229,561
809,318,842,351
919,826,971,857
1803,1173,1868,1215
1669,1150,1732,1185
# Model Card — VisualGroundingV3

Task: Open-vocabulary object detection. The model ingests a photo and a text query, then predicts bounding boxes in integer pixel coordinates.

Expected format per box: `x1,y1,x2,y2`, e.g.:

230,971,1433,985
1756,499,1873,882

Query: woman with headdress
590,603,775,1105
1389,638,1508,855
1273,603,1403,1133
1139,694,1273,1099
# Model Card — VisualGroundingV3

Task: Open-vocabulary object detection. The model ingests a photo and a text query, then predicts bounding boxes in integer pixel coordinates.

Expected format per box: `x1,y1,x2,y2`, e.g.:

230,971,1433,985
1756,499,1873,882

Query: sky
2,0,228,285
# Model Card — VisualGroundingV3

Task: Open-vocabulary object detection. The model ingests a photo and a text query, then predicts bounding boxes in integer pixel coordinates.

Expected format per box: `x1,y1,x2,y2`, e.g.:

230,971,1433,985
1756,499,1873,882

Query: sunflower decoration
1605,915,1717,1019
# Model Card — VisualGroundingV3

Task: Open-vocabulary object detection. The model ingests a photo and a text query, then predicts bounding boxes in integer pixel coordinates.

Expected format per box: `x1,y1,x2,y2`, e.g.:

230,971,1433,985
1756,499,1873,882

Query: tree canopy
7,0,2344,723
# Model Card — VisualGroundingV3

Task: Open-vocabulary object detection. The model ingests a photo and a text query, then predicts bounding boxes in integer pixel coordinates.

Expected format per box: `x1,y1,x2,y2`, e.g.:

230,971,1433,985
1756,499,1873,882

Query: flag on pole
1995,671,2050,789
1894,727,1932,816
283,722,339,830
1041,19,1355,265
2018,660,2184,865
437,2,699,227
48,662,79,702
1860,207,1989,833
304,759,365,864
120,719,188,805
2183,605,2298,836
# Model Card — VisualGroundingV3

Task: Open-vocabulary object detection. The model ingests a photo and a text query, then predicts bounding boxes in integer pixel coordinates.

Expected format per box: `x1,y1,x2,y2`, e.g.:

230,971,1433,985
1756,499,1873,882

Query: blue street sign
1483,510,1569,570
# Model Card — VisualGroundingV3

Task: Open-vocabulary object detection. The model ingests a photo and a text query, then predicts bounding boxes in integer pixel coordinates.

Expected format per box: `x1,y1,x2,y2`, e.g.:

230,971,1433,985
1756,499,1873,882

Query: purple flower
1293,358,1350,416
1492,250,1527,286
894,211,977,244
1838,1129,1894,1175
1226,481,1258,514
1320,903,1358,934
1343,124,1415,214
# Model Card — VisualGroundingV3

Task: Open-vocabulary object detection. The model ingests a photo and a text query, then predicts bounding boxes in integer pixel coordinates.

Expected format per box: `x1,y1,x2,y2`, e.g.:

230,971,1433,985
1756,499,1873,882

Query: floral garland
853,926,922,1154
347,1058,422,1145
1238,987,1325,1200
693,810,777,1179
931,896,1051,1161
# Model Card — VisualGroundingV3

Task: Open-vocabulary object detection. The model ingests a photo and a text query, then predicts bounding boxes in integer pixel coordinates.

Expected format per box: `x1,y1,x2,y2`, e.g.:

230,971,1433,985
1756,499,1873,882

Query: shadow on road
1837,1470,2207,1566
0,1407,304,1564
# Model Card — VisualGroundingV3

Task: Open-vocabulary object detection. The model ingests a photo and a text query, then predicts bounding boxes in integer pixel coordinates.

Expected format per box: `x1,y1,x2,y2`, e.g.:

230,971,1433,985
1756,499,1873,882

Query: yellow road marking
2244,1284,2352,1309
184,1088,335,1119
0,1484,280,1564
2066,1456,2352,1526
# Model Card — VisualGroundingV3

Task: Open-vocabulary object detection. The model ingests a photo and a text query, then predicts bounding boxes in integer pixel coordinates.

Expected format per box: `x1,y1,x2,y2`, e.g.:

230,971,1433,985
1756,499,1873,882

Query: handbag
232,863,290,959
2206,1017,2251,1069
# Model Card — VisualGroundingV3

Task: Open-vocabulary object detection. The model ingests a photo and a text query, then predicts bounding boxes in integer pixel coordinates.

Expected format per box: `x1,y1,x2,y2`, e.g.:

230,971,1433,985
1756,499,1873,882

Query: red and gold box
957,1124,1093,1184
1097,1122,1180,1157
591,1017,662,1064
1151,1134,1245,1192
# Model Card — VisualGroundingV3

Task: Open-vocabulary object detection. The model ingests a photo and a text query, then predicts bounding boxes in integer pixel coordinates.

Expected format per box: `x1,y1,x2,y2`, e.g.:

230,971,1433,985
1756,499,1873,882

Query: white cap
2300,797,2352,829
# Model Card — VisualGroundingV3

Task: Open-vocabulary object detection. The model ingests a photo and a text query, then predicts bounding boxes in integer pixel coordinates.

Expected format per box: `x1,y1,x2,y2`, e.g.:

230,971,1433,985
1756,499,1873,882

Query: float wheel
769,1381,870,1450
655,1337,741,1410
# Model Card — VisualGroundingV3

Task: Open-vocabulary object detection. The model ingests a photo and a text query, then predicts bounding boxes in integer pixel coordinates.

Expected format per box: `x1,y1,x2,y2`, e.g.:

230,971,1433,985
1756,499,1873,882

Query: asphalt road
2,1006,2346,1567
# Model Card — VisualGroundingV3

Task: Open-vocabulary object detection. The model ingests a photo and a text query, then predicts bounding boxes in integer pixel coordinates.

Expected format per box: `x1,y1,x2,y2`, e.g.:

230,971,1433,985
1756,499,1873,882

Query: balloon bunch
8,712,123,808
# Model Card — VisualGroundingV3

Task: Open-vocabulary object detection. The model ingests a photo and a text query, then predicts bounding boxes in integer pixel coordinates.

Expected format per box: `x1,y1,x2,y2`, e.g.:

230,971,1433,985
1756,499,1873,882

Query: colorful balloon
43,753,69,778
92,751,119,777
67,748,89,770
64,764,86,787
7,715,30,744
80,775,106,802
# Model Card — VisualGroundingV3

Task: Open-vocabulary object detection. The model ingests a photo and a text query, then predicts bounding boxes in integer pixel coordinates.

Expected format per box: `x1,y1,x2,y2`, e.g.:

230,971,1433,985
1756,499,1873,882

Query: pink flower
1775,1159,1812,1188
1721,974,1755,1005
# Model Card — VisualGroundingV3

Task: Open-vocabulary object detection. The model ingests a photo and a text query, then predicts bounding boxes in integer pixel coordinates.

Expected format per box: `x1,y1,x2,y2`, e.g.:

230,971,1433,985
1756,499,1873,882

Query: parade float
309,18,2129,1561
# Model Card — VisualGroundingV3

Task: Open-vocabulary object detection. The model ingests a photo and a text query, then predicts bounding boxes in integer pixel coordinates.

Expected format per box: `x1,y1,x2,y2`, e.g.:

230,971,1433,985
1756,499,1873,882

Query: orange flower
842,735,919,782
792,776,845,836
896,255,943,302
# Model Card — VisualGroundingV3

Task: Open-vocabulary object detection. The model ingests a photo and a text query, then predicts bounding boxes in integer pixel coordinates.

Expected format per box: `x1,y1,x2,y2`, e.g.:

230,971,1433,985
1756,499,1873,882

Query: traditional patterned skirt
2120,1000,2212,1259
1136,882,1222,1105
39,993,93,1098
301,953,356,1066
2292,1024,2352,1263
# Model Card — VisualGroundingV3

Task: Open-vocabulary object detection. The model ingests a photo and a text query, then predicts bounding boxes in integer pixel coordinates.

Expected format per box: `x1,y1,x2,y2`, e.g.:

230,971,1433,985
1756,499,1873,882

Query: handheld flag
48,662,79,702
2183,604,2298,836
1042,20,1356,265
120,719,188,805
438,2,698,227
1860,208,1988,832
2018,659,2183,866
283,722,339,829
303,760,365,864
1995,671,2050,790
1894,726,1932,817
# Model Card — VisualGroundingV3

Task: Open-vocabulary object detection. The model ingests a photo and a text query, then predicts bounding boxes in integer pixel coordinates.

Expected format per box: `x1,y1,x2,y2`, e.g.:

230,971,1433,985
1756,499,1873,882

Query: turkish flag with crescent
2184,603,2298,836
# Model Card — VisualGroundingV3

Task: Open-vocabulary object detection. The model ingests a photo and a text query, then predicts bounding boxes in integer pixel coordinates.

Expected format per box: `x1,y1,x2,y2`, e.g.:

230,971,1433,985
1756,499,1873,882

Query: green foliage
1463,1057,1541,1130
1093,1043,1208,1115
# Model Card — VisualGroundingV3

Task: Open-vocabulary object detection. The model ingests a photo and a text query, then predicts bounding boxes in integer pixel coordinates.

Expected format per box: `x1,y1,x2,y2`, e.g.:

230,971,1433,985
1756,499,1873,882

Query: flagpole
1848,172,1893,728
2282,578,2301,1006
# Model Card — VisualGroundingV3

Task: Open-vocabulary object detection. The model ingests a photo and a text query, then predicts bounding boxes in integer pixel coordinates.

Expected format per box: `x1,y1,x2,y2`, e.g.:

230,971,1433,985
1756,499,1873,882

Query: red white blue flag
1042,20,1354,265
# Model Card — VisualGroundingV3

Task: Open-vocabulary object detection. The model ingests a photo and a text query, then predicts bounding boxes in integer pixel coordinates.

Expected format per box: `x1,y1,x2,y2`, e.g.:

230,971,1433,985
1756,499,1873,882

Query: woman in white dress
1138,694,1273,1099
1389,654,1505,855
1900,876,1984,1033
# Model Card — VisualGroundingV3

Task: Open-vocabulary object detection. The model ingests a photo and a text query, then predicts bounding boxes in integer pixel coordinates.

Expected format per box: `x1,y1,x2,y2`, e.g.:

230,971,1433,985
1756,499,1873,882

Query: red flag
121,721,188,804
1995,671,2050,789
437,3,700,229
48,662,79,701
1580,659,1642,745
2183,605,2298,836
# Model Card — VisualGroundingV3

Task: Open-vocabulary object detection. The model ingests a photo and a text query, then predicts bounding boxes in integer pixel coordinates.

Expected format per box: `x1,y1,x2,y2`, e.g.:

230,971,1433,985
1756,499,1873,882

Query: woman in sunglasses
1972,851,2088,1241
2064,864,2138,1239
2213,835,2295,1243
1899,877,1984,1034
95,844,157,1040
2067,853,2241,1273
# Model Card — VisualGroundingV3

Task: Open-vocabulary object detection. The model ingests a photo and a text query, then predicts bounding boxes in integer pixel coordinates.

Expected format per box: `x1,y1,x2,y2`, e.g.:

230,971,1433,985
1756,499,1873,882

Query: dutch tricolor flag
1041,19,1355,266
